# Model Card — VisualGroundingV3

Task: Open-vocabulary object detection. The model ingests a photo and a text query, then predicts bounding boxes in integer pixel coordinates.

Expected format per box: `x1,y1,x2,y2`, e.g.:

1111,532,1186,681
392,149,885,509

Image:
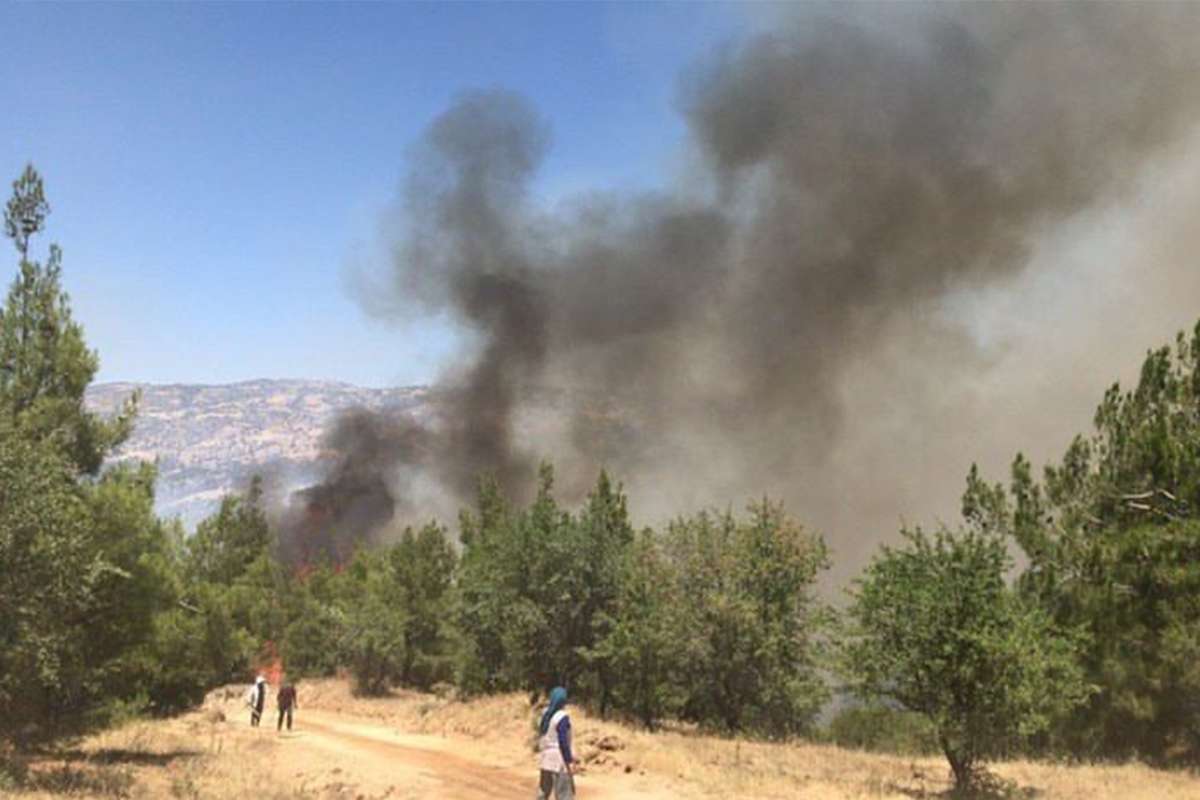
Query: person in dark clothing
247,675,267,727
277,681,298,732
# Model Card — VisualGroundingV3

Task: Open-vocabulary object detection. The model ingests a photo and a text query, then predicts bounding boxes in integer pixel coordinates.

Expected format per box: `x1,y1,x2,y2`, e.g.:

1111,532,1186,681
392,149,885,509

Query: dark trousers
251,703,263,727
277,707,293,731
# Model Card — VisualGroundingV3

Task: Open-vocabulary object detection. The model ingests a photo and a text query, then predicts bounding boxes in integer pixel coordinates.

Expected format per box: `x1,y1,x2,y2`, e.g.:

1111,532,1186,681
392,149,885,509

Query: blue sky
1,2,747,387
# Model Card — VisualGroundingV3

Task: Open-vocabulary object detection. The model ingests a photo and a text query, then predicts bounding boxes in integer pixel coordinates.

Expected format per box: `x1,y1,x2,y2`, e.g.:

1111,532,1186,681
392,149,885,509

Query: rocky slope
85,379,428,526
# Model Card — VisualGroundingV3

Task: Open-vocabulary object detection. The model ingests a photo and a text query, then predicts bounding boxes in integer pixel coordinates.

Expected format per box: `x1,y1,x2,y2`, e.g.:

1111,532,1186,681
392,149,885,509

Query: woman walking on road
536,686,575,800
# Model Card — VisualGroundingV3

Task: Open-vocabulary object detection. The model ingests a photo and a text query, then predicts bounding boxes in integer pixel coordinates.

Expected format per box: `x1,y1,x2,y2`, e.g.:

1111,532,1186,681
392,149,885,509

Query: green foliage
262,521,460,696
0,428,105,742
564,471,635,711
135,462,827,742
336,548,408,695
0,164,841,745
77,462,177,720
454,466,572,693
966,320,1200,763
5,164,49,258
0,164,135,476
21,153,1198,767
822,704,939,755
843,526,1090,791
185,476,272,586
589,529,682,729
131,605,222,714
279,561,344,678
454,478,829,736
0,166,167,744
664,501,830,737
453,476,523,692
390,522,458,688
155,477,283,700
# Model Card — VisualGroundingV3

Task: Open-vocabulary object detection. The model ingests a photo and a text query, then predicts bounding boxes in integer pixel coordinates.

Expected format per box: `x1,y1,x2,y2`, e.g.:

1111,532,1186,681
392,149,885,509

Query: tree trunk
941,735,974,794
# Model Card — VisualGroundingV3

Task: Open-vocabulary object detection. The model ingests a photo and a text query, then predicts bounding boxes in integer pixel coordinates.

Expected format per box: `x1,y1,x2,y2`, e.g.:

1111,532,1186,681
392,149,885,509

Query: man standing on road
536,686,575,800
277,680,298,732
247,675,267,728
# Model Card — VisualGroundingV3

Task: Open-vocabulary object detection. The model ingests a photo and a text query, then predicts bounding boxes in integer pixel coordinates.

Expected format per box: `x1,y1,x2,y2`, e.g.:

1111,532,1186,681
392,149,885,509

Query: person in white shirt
536,686,575,800
246,675,267,727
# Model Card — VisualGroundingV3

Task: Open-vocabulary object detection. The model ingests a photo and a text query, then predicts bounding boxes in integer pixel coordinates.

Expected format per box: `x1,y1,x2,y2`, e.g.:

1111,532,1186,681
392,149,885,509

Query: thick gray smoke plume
275,410,411,565
285,4,1200,576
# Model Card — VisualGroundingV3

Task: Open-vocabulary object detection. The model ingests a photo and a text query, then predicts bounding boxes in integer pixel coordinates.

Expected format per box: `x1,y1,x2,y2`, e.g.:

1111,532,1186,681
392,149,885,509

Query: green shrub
823,704,938,755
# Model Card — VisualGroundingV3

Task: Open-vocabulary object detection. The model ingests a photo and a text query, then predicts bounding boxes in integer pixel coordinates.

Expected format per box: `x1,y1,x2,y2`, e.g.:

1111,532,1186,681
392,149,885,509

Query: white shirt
538,709,569,772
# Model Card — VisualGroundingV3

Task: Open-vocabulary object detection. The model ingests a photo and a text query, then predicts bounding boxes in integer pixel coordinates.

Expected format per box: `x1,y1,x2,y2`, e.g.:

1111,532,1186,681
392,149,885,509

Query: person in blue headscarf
535,686,575,800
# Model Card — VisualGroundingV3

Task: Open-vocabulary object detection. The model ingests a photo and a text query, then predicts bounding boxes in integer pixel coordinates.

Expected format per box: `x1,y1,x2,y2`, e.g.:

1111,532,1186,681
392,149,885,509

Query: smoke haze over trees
10,163,1200,787
277,4,1200,575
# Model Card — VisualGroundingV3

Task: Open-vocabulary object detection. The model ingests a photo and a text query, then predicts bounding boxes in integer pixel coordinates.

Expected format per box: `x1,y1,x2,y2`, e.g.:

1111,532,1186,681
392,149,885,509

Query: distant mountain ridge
84,379,430,526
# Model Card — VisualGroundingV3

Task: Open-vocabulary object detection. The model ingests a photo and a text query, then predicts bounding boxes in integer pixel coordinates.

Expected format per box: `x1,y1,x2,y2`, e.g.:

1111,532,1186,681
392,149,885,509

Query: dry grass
2,719,204,800
291,679,1200,800
0,710,347,800
6,679,1200,799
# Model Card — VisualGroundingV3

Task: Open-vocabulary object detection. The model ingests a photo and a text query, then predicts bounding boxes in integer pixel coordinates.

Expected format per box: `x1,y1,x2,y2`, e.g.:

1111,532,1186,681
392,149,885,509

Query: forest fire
273,409,408,567
300,3,1200,575
280,481,391,567
255,641,284,687
8,6,1200,796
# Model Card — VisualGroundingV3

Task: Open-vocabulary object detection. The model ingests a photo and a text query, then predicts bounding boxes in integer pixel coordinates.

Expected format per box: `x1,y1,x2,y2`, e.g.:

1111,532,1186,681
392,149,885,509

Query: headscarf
539,687,568,735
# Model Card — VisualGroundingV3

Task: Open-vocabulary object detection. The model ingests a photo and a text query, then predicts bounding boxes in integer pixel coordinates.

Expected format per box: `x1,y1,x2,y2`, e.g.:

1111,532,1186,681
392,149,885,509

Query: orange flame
255,640,284,686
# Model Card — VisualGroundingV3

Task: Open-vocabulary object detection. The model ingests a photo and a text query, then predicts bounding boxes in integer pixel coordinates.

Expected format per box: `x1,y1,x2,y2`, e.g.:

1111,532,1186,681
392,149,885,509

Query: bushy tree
168,477,282,690
336,549,408,696
842,526,1090,792
965,320,1200,762
666,502,829,737
453,465,638,701
390,521,458,688
454,474,539,692
0,429,104,742
279,561,345,678
185,476,272,586
130,543,250,714
822,705,939,755
563,471,635,712
0,166,166,743
77,462,176,709
735,500,830,734
590,528,682,729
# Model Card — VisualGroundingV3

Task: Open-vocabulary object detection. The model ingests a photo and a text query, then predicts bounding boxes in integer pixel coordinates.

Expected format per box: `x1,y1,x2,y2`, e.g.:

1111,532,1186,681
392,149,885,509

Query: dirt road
297,710,539,799
22,684,1200,799
250,709,675,800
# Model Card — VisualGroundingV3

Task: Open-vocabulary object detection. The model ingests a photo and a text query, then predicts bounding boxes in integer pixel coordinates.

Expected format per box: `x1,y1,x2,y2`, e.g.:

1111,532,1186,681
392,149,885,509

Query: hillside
11,678,1200,799
84,380,429,525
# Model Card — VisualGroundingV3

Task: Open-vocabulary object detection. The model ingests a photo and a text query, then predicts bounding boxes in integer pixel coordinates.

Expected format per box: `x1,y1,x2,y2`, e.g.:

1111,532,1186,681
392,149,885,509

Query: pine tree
965,321,1200,762
0,164,134,474
0,165,160,743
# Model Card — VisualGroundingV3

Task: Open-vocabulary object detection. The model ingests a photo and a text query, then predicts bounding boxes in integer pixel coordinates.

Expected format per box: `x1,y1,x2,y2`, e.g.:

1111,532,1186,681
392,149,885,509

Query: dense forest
4,166,1200,793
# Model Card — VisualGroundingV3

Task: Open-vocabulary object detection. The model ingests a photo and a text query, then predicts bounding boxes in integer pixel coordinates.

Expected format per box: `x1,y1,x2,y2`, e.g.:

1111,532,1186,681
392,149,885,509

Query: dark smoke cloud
289,4,1200,577
274,409,420,565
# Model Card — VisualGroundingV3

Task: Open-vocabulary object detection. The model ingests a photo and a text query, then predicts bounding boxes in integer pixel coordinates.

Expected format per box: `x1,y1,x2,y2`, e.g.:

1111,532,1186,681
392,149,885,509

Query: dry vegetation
1,710,325,800
292,681,1200,800
4,678,1200,800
